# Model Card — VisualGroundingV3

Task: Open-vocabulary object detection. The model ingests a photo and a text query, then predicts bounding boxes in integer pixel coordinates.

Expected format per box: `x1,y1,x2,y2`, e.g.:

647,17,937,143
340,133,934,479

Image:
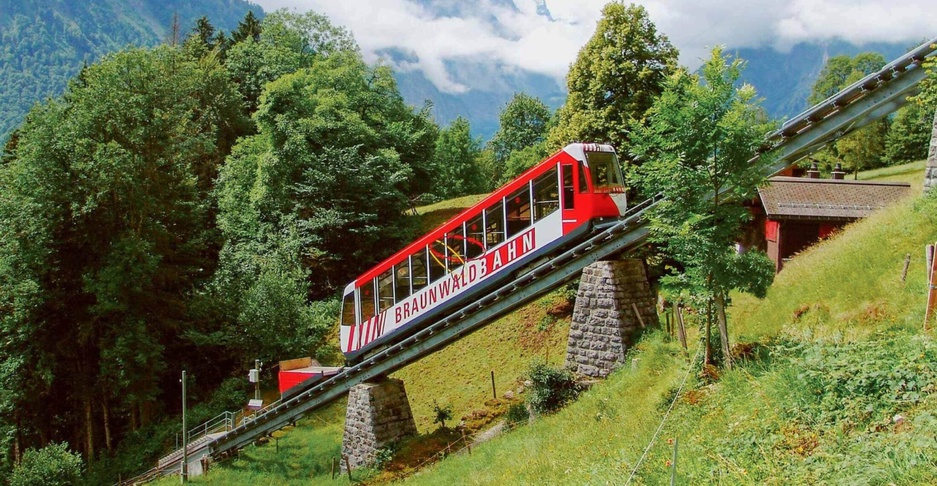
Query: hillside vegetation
163,165,937,485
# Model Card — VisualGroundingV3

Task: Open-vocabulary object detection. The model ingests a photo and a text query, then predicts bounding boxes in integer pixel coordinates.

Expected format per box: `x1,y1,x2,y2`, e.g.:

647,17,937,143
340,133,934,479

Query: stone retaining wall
341,378,417,471
565,259,657,378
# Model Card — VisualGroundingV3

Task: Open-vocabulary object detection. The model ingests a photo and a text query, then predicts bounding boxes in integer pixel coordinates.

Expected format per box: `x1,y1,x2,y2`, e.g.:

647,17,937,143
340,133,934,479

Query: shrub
372,446,394,470
432,400,454,429
505,402,530,427
527,362,582,414
10,442,82,486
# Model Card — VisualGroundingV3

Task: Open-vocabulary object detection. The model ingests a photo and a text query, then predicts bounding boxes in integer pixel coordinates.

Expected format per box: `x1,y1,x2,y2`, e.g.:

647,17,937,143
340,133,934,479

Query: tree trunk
715,291,732,370
102,398,113,453
131,403,139,432
83,393,94,463
13,417,21,464
705,299,713,366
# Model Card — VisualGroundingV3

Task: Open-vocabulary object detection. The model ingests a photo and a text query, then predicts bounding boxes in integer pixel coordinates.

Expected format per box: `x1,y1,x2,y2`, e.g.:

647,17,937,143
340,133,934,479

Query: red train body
339,143,627,361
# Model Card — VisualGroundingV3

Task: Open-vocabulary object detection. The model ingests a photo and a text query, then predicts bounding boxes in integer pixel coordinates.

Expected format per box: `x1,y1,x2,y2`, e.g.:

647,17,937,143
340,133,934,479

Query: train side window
466,214,485,259
447,225,466,268
411,248,429,293
485,201,505,248
562,164,574,209
533,167,559,221
360,279,376,323
506,185,532,238
578,162,589,193
394,261,411,301
430,239,447,282
377,269,394,312
341,291,356,327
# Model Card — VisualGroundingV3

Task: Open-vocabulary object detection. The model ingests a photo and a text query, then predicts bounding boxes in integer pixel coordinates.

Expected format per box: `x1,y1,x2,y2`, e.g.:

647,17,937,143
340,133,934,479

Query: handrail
174,410,237,451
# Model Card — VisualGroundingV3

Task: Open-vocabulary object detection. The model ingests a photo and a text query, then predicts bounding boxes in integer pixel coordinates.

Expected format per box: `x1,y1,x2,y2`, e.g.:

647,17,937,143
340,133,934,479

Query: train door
560,162,580,233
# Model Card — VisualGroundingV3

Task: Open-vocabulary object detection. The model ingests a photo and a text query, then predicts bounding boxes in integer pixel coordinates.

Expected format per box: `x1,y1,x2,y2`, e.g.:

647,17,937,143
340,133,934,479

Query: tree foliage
432,117,486,199
633,47,776,366
224,9,358,112
215,50,437,313
548,3,678,152
0,44,247,463
486,93,552,185
10,443,83,486
808,53,888,175
885,103,933,164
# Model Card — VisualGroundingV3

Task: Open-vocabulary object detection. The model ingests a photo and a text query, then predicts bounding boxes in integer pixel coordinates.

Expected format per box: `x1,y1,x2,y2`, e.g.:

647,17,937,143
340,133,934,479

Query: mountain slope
733,39,910,120
0,0,261,143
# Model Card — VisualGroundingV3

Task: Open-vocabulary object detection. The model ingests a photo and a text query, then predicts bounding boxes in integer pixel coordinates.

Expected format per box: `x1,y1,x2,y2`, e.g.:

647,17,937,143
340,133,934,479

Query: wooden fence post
490,370,497,400
676,306,688,351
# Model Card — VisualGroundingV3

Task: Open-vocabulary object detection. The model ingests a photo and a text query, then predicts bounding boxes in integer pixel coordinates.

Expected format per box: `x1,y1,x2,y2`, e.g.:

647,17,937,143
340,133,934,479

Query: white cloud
252,0,937,93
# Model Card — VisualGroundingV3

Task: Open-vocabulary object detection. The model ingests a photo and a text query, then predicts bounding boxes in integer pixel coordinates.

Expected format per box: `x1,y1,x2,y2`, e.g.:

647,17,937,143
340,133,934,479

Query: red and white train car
340,143,628,362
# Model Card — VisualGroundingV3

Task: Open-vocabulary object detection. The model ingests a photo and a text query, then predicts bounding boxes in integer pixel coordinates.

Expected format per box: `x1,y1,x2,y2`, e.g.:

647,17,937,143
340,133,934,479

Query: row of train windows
344,165,566,326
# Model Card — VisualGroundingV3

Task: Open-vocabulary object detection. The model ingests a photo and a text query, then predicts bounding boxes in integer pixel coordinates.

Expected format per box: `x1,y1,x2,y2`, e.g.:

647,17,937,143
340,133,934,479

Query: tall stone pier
341,378,417,471
925,107,937,193
565,259,658,378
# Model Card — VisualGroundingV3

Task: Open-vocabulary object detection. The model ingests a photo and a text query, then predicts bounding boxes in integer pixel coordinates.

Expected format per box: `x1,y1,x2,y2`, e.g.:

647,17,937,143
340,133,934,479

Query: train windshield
585,151,625,193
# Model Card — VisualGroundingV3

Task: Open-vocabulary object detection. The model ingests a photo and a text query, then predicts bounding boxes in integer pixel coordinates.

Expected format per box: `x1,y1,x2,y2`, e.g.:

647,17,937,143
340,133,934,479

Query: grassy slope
400,164,937,485
169,162,937,484
158,193,570,485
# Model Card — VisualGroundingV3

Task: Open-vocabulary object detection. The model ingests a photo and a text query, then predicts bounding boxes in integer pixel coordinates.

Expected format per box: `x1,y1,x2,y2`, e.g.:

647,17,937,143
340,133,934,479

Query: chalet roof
758,176,911,221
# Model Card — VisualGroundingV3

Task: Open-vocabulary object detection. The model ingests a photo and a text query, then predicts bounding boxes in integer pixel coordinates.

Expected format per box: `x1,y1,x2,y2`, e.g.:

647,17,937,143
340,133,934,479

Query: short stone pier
341,378,417,471
565,259,658,378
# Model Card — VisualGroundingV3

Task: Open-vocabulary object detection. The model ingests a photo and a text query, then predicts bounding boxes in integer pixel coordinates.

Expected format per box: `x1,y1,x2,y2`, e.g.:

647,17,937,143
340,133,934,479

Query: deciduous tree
548,3,677,153
486,93,551,185
633,47,775,367
433,116,486,199
809,53,888,176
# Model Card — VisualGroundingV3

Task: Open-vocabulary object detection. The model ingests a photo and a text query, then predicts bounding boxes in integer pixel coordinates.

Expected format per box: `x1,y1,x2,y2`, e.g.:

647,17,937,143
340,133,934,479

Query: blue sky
251,0,937,94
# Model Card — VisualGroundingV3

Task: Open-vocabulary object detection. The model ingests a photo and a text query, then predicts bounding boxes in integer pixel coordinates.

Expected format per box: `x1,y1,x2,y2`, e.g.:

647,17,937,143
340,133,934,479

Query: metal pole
255,359,261,401
181,370,187,483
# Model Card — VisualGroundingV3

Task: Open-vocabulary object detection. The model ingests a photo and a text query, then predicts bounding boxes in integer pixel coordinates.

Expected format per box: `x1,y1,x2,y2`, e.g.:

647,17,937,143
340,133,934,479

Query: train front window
506,185,531,238
360,280,376,323
533,167,559,221
341,291,356,326
585,151,624,193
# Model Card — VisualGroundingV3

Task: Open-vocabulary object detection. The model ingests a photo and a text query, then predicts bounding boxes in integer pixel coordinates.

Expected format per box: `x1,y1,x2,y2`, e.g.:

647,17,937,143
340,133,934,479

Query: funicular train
339,143,629,363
